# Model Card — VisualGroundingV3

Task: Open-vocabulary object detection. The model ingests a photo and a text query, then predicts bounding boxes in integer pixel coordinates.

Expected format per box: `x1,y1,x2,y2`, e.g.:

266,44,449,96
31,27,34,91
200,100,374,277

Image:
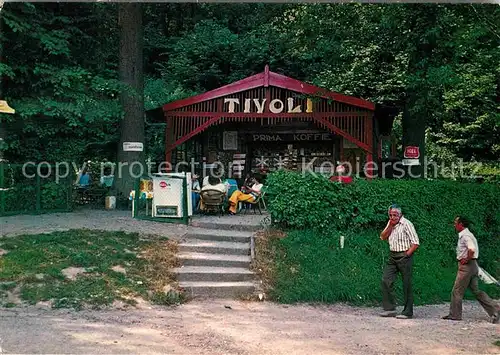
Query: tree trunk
402,5,437,178
115,3,144,199
402,92,427,178
0,1,7,162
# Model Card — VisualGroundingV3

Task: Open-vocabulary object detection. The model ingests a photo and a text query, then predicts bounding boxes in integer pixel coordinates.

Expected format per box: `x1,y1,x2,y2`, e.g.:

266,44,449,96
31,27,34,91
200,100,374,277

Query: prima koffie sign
250,133,333,142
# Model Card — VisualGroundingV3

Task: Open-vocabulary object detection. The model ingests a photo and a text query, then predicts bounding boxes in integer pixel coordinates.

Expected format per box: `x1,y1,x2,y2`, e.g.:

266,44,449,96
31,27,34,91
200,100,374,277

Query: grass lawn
254,228,500,305
0,229,182,310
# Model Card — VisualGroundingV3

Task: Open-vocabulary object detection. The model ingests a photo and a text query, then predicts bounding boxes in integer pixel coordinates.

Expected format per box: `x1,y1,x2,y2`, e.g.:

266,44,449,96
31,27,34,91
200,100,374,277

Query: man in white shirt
228,176,263,215
201,176,227,194
442,216,499,323
379,204,420,319
198,176,227,212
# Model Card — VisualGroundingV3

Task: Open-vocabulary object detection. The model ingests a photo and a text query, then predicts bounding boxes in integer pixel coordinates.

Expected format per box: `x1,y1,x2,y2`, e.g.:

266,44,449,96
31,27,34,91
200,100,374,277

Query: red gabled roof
162,65,375,112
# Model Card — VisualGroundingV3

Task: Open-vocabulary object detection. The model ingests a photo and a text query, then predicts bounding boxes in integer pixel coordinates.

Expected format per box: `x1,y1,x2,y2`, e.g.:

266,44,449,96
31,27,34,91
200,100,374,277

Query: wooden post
365,114,375,180
0,161,4,215
165,116,173,172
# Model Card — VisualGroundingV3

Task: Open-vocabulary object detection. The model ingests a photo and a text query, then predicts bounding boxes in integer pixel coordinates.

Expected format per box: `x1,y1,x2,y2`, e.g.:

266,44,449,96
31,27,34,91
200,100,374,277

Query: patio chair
243,189,267,215
200,189,226,217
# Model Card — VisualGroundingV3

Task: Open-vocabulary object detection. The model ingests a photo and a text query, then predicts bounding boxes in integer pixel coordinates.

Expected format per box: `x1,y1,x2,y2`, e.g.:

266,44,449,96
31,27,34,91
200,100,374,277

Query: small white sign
402,158,420,166
223,131,238,150
123,142,144,152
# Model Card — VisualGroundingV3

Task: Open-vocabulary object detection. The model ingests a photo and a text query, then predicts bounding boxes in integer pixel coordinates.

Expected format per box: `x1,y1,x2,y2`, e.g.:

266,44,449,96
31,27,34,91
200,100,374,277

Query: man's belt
390,251,408,257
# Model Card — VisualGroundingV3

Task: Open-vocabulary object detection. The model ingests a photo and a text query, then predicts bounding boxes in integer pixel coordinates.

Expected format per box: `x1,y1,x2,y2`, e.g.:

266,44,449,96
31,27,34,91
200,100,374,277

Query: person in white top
201,176,227,194
228,176,263,215
198,176,227,212
379,204,420,319
442,216,499,323
191,174,201,212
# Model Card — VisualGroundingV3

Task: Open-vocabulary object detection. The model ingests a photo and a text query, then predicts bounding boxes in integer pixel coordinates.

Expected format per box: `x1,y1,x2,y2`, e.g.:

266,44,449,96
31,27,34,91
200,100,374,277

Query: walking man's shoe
442,314,462,321
396,314,412,319
380,311,397,317
492,312,499,324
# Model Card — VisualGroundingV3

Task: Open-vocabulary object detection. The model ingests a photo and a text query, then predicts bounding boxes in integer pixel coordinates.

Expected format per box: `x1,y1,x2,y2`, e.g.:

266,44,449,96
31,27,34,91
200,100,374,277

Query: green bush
2,179,71,214
40,180,71,211
263,171,500,304
266,229,499,305
4,182,37,212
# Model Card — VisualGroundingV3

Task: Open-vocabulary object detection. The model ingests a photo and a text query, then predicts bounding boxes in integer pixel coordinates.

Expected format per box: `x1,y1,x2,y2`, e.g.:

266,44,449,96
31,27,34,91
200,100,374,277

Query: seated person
201,176,227,194
100,168,114,188
242,173,253,189
228,176,263,215
76,167,91,189
202,168,221,187
224,178,239,198
191,174,201,211
199,176,227,211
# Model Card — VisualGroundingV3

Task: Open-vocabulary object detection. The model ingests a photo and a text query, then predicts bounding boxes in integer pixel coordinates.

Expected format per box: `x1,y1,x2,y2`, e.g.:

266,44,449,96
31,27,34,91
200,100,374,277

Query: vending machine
152,172,193,218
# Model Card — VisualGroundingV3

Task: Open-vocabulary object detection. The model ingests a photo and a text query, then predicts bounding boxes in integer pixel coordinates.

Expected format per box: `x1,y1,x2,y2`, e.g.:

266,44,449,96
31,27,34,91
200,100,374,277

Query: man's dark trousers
381,251,414,317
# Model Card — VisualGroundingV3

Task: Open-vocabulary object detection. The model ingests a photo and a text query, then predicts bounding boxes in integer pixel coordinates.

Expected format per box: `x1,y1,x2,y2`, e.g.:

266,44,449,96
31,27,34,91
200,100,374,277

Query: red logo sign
159,181,167,188
404,146,420,159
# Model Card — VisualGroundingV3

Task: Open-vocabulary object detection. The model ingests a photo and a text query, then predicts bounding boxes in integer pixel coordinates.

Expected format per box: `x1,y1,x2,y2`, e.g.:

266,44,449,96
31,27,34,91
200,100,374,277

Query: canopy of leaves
1,3,498,165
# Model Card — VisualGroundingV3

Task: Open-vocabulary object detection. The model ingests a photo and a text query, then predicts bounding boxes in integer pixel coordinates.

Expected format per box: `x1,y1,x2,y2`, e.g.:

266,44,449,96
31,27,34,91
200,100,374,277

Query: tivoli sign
224,97,313,114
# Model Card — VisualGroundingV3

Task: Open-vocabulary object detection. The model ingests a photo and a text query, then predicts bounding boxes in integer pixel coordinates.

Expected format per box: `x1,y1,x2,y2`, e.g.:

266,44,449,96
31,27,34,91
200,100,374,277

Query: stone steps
175,225,259,299
177,252,251,268
189,220,263,232
178,239,250,256
174,266,254,282
179,281,256,298
184,227,253,243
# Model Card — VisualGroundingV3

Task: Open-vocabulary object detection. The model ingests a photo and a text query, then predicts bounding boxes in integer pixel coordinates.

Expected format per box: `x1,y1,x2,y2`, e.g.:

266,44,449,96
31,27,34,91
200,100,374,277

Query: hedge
263,171,500,304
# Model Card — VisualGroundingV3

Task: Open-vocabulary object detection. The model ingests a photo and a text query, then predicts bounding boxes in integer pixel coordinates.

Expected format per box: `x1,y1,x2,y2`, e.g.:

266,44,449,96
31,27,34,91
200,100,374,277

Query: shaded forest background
0,3,498,172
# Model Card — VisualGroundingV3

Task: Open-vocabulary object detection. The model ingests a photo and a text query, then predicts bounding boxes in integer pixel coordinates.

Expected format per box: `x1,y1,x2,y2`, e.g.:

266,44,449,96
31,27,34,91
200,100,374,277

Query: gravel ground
0,209,188,239
0,300,498,354
0,209,267,238
1,210,498,354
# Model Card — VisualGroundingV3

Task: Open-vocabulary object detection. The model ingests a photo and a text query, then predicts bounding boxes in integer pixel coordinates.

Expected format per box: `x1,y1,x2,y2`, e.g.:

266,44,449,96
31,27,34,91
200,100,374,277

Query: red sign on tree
404,146,420,159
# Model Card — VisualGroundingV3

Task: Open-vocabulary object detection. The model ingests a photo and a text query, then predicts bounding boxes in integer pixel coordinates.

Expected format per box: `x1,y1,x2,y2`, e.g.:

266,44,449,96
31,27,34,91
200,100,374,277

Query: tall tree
115,3,144,199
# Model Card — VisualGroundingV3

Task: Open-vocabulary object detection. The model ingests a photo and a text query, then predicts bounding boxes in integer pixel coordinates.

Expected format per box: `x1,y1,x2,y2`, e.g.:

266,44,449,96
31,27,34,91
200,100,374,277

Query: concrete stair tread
178,252,251,262
190,218,264,232
174,266,254,274
179,281,255,287
179,239,250,249
187,227,254,238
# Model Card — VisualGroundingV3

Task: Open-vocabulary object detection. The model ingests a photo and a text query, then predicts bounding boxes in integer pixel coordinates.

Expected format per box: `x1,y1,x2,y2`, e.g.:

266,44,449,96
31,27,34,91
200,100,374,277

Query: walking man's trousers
449,260,498,319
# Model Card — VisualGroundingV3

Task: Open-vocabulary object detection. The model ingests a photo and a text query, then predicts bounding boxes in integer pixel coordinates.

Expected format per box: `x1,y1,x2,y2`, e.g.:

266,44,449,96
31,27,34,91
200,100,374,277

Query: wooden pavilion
160,65,394,178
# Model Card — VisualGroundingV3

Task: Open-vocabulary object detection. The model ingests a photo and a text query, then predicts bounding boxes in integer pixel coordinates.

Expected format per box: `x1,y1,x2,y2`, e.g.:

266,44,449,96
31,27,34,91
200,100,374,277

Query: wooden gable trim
162,65,375,113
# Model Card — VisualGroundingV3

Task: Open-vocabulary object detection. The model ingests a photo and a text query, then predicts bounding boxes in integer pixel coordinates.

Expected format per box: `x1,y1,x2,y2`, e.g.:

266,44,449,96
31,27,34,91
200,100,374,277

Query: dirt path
0,300,498,354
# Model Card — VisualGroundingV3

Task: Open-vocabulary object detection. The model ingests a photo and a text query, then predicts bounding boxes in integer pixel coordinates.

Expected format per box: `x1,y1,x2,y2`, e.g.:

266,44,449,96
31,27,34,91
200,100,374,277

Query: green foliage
266,170,500,274
40,180,71,210
2,3,122,163
263,171,499,304
1,3,499,167
1,164,73,214
263,229,499,305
